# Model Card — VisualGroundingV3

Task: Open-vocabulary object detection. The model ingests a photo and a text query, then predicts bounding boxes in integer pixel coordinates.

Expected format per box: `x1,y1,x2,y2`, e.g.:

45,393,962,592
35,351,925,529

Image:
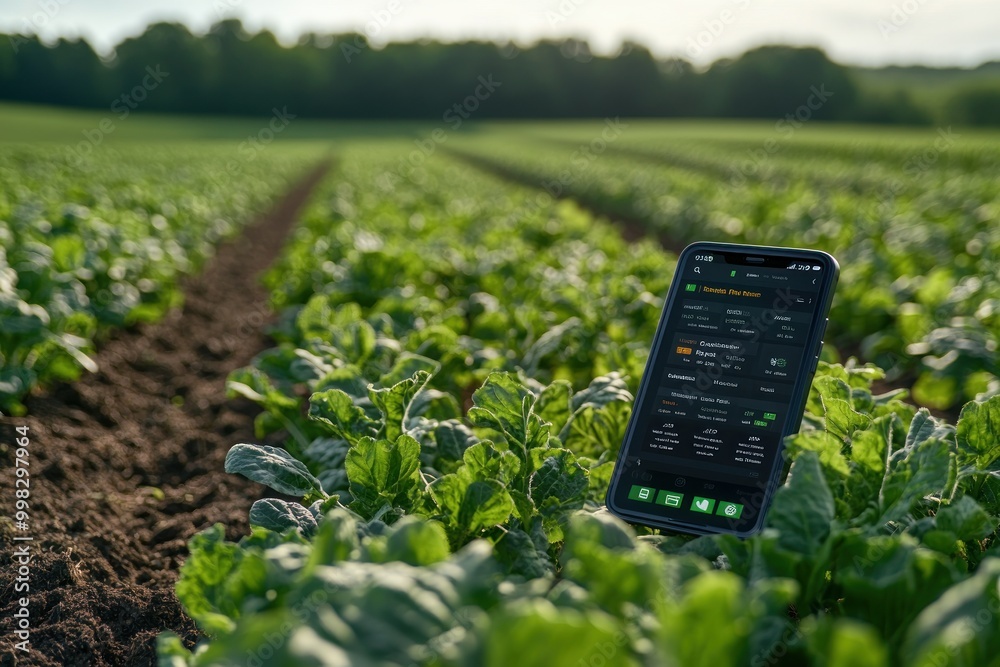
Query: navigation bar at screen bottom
627,484,744,518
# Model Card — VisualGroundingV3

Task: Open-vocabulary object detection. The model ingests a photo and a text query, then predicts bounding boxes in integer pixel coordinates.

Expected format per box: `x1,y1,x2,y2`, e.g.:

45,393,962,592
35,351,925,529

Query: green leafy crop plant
451,124,1000,409
164,144,1000,667
0,144,318,414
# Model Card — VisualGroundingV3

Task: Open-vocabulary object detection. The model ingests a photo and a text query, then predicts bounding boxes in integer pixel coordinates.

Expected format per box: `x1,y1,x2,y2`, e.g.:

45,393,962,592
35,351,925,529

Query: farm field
1,113,1000,666
449,122,1000,410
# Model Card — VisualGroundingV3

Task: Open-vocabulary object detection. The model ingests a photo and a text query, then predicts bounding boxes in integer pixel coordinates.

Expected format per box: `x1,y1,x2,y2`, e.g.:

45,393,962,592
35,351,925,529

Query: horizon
2,0,998,69
9,26,1000,73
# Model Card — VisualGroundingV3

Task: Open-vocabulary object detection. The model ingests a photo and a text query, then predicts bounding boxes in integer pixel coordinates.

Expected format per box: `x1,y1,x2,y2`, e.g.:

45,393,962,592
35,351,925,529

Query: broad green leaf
345,435,421,518
903,558,1000,667
564,511,639,552
314,364,369,399
463,440,522,486
468,372,534,437
225,443,325,499
559,401,632,459
494,521,553,578
822,396,872,442
812,373,852,404
586,461,616,503
459,479,514,534
557,374,634,449
368,369,433,441
906,408,956,451
659,572,752,667
535,380,573,433
483,600,632,667
430,471,513,540
384,517,451,566
509,488,537,526
935,496,997,541
468,371,549,455
834,532,959,646
155,632,194,667
529,448,589,517
843,429,890,520
804,618,889,667
308,388,380,444
768,451,835,553
562,514,664,615
378,352,440,387
327,320,378,365
879,437,954,525
433,420,479,463
248,498,318,537
409,388,462,422
307,509,359,568
852,428,889,476
226,367,298,413
744,578,801,663
569,372,633,412
175,524,266,636
785,430,849,478
273,548,496,664
521,317,582,373
956,396,1000,473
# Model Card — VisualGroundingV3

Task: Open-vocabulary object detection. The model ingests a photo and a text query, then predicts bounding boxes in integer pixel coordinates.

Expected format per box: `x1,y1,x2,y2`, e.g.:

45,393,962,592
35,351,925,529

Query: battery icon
685,283,697,292
730,270,736,277
813,266,821,270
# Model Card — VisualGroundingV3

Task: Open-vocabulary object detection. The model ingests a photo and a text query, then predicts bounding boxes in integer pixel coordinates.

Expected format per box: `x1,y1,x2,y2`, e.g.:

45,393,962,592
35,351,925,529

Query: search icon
694,267,701,274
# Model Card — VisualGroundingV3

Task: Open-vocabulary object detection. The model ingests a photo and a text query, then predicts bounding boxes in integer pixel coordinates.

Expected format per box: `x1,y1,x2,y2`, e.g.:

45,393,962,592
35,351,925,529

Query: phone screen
607,244,837,535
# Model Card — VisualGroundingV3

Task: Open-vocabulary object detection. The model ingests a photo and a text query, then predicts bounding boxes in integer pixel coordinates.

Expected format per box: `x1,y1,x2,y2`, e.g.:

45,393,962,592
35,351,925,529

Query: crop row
163,144,1000,667
450,127,1000,409
0,145,315,414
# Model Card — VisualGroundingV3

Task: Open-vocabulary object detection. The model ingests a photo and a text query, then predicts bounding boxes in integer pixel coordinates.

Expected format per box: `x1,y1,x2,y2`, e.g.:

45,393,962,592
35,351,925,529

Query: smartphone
605,242,839,537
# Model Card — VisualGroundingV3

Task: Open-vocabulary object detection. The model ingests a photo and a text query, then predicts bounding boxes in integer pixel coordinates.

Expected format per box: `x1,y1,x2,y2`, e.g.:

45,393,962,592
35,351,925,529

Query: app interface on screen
613,251,827,529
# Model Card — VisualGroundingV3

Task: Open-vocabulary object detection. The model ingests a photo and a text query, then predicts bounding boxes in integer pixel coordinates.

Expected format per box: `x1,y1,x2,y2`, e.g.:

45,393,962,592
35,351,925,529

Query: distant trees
947,86,1000,126
0,20,992,125
700,46,859,120
1,36,106,107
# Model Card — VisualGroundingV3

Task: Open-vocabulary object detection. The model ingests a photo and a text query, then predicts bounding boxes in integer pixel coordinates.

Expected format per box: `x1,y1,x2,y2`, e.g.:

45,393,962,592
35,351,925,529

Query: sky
1,0,997,68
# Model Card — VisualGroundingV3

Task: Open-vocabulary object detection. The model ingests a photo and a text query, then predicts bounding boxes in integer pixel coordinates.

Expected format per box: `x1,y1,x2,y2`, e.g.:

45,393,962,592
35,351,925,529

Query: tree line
1,19,997,125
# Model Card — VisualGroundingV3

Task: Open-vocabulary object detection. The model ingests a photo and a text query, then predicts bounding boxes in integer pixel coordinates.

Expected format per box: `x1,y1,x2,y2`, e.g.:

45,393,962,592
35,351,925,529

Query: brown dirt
0,159,331,667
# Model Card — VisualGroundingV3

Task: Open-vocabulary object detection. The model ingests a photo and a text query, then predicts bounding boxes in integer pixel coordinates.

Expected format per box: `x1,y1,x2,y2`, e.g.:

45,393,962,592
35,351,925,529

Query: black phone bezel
604,241,840,538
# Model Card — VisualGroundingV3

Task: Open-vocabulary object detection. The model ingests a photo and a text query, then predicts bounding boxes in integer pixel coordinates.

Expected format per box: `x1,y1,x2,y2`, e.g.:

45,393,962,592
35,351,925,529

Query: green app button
716,501,744,519
655,490,684,508
690,496,715,514
628,485,656,503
